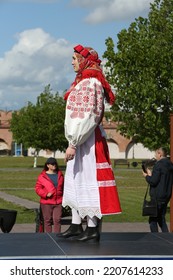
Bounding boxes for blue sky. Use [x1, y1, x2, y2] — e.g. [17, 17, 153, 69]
[0, 0, 154, 110]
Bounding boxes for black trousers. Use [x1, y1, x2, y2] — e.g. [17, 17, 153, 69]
[149, 202, 169, 232]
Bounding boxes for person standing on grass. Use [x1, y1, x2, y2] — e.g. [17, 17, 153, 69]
[142, 147, 173, 232]
[35, 157, 64, 233]
[60, 44, 122, 243]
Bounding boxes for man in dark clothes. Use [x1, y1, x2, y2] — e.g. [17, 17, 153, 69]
[142, 147, 173, 232]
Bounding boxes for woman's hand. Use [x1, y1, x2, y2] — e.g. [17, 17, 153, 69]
[46, 192, 53, 198]
[65, 146, 76, 162]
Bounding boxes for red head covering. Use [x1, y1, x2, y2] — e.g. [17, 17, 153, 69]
[64, 44, 115, 105]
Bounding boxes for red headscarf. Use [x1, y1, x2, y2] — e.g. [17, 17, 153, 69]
[64, 44, 115, 105]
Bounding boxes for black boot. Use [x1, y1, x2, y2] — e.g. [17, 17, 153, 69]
[57, 224, 83, 238]
[72, 226, 100, 243]
[96, 218, 102, 232]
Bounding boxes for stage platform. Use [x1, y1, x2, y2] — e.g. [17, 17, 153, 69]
[0, 232, 173, 259]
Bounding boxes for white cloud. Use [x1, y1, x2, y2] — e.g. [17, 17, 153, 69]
[71, 0, 155, 24]
[0, 28, 74, 110]
[0, 0, 156, 110]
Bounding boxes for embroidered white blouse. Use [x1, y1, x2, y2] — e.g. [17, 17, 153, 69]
[65, 77, 104, 147]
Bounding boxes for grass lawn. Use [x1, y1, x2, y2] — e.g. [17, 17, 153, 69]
[0, 156, 171, 224]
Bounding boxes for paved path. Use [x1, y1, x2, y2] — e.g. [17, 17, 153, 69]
[0, 190, 39, 209]
[9, 222, 150, 233]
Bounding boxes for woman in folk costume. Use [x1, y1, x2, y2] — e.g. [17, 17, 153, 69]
[61, 44, 122, 242]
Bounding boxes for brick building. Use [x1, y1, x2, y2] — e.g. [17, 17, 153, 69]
[0, 110, 13, 155]
[0, 109, 154, 159]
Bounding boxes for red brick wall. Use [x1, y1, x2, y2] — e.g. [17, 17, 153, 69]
[0, 110, 130, 153]
[0, 110, 13, 149]
[102, 118, 131, 152]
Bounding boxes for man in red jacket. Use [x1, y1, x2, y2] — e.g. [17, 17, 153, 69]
[35, 157, 64, 233]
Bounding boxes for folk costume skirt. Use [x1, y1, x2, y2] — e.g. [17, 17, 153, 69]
[62, 126, 122, 219]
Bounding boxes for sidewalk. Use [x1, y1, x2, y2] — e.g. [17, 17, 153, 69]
[9, 222, 150, 233]
[0, 190, 151, 233]
[0, 191, 39, 209]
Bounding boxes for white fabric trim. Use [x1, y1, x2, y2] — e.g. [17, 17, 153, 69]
[98, 180, 116, 187]
[96, 162, 111, 169]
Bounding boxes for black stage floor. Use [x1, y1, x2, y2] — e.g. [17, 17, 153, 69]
[0, 232, 173, 259]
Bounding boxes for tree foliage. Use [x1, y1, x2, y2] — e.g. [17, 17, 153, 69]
[103, 0, 173, 151]
[10, 85, 68, 154]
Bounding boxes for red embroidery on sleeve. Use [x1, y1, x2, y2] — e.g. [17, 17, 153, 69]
[68, 80, 103, 120]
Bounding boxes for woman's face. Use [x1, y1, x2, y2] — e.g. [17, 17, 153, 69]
[47, 163, 57, 172]
[72, 53, 80, 72]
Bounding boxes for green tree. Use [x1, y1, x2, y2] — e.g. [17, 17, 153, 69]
[103, 0, 173, 151]
[10, 85, 68, 158]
